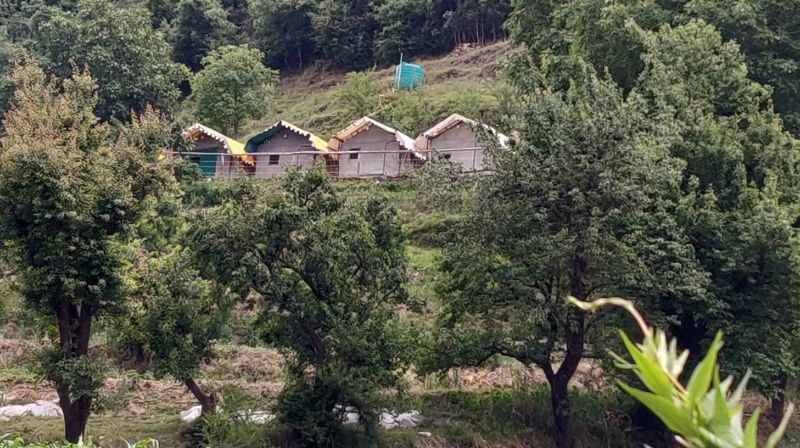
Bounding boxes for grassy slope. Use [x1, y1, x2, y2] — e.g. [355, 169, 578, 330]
[239, 41, 514, 140]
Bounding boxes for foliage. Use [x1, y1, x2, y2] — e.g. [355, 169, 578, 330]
[33, 0, 187, 122]
[188, 44, 278, 136]
[0, 60, 172, 441]
[508, 1, 800, 418]
[249, 0, 316, 70]
[574, 297, 794, 448]
[171, 0, 236, 72]
[332, 71, 380, 119]
[183, 385, 270, 448]
[310, 0, 378, 71]
[634, 20, 800, 400]
[421, 59, 708, 448]
[507, 0, 800, 134]
[112, 249, 231, 382]
[190, 167, 414, 446]
[377, 90, 434, 136]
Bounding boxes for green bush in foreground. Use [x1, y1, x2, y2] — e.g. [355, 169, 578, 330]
[572, 297, 794, 448]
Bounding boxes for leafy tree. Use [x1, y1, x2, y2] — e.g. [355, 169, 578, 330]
[507, 0, 800, 135]
[115, 248, 231, 414]
[377, 89, 434, 136]
[171, 0, 236, 72]
[33, 0, 188, 122]
[188, 44, 278, 136]
[421, 60, 708, 448]
[373, 0, 428, 64]
[443, 0, 510, 45]
[146, 0, 177, 27]
[508, 4, 800, 422]
[190, 167, 413, 446]
[332, 71, 379, 119]
[221, 0, 248, 29]
[631, 21, 800, 421]
[0, 60, 171, 442]
[249, 0, 316, 70]
[311, 0, 378, 70]
[683, 0, 800, 134]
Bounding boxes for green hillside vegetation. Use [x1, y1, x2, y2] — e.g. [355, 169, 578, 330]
[240, 41, 515, 139]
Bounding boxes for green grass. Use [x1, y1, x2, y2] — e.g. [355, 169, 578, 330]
[2, 416, 185, 448]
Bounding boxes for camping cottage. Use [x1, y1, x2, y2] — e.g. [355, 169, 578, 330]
[245, 120, 330, 178]
[328, 117, 422, 178]
[184, 123, 252, 177]
[414, 114, 509, 171]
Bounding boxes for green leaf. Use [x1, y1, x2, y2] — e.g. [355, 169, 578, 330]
[686, 332, 722, 405]
[742, 407, 759, 448]
[619, 330, 673, 397]
[618, 381, 694, 436]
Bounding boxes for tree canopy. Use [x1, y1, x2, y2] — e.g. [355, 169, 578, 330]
[0, 60, 173, 441]
[188, 44, 278, 136]
[33, 0, 187, 122]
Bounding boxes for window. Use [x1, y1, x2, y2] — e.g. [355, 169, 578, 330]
[268, 154, 280, 165]
[349, 147, 361, 160]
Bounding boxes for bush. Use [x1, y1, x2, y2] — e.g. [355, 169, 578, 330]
[182, 386, 270, 448]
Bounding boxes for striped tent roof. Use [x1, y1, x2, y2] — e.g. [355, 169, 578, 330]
[245, 120, 329, 153]
[414, 114, 510, 151]
[328, 116, 421, 158]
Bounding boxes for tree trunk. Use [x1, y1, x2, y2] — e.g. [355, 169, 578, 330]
[55, 302, 95, 443]
[186, 378, 217, 414]
[60, 393, 92, 443]
[549, 374, 572, 448]
[770, 374, 788, 426]
[544, 249, 589, 448]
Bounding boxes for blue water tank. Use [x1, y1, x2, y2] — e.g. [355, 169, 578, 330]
[395, 62, 424, 90]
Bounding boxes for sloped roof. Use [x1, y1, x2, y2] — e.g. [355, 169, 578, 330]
[329, 117, 418, 157]
[184, 123, 248, 156]
[245, 120, 329, 153]
[414, 114, 510, 151]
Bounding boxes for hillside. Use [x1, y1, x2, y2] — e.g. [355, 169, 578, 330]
[240, 41, 515, 140]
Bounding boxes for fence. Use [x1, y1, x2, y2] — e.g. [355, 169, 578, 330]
[165, 147, 488, 180]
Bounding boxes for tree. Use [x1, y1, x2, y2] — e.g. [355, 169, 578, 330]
[249, 0, 316, 70]
[146, 0, 177, 27]
[421, 60, 708, 448]
[683, 0, 800, 135]
[188, 44, 278, 136]
[114, 248, 231, 414]
[373, 0, 428, 64]
[634, 21, 800, 418]
[332, 71, 379, 119]
[190, 167, 413, 446]
[508, 4, 800, 425]
[0, 60, 171, 442]
[33, 0, 187, 122]
[311, 0, 378, 70]
[507, 0, 800, 135]
[171, 0, 236, 72]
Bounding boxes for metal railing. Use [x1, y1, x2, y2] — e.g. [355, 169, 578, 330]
[164, 147, 488, 179]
